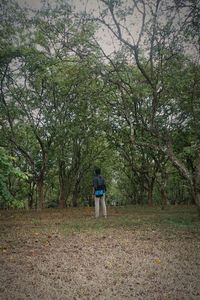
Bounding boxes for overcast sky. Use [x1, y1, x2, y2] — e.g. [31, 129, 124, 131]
[18, 0, 104, 13]
[16, 0, 194, 59]
[17, 0, 122, 54]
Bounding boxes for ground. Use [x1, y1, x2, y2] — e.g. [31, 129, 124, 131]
[0, 206, 200, 300]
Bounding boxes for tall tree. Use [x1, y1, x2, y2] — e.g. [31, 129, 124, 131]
[92, 0, 200, 214]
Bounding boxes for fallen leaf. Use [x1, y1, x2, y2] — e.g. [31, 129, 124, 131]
[105, 261, 113, 269]
[154, 258, 161, 264]
[34, 232, 39, 236]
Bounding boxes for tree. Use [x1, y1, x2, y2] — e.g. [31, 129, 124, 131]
[92, 0, 200, 214]
[0, 147, 28, 207]
[0, 0, 106, 209]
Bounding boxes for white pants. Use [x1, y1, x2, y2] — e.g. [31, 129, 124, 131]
[95, 194, 107, 218]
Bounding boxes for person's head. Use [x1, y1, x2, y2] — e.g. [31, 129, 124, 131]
[95, 167, 101, 176]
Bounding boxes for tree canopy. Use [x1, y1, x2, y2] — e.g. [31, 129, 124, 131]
[0, 0, 199, 214]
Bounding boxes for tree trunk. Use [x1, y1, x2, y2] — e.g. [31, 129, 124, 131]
[160, 186, 168, 209]
[72, 179, 80, 207]
[147, 189, 153, 206]
[192, 148, 200, 216]
[147, 179, 155, 206]
[193, 146, 200, 218]
[158, 173, 168, 209]
[71, 171, 82, 207]
[36, 177, 44, 210]
[59, 186, 66, 208]
[36, 151, 48, 210]
[28, 181, 35, 209]
[194, 192, 200, 217]
[167, 144, 200, 216]
[72, 193, 78, 207]
[58, 160, 66, 208]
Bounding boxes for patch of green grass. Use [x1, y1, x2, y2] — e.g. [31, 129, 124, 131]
[161, 215, 200, 228]
[52, 213, 200, 235]
[1, 205, 200, 237]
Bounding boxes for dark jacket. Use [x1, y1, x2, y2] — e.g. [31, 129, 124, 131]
[92, 175, 106, 192]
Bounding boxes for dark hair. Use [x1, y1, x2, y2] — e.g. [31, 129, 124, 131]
[95, 167, 101, 175]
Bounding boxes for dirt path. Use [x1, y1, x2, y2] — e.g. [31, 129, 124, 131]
[0, 208, 200, 299]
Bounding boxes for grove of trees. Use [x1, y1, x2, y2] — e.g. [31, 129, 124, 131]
[0, 0, 200, 215]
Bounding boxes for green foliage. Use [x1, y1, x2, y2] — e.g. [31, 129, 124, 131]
[0, 147, 28, 206]
[0, 0, 199, 210]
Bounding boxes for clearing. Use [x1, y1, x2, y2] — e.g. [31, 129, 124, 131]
[0, 206, 200, 300]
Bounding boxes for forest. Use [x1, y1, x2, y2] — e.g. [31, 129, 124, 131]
[0, 0, 200, 214]
[1, 1, 200, 299]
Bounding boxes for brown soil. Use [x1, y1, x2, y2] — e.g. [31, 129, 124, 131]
[0, 207, 200, 299]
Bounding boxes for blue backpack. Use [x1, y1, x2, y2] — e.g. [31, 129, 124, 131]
[93, 175, 105, 198]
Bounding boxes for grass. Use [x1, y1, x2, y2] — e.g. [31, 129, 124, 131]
[0, 205, 200, 237]
[1, 205, 200, 300]
[1, 204, 200, 300]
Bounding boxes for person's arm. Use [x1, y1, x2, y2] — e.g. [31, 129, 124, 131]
[103, 177, 106, 192]
[92, 178, 95, 195]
